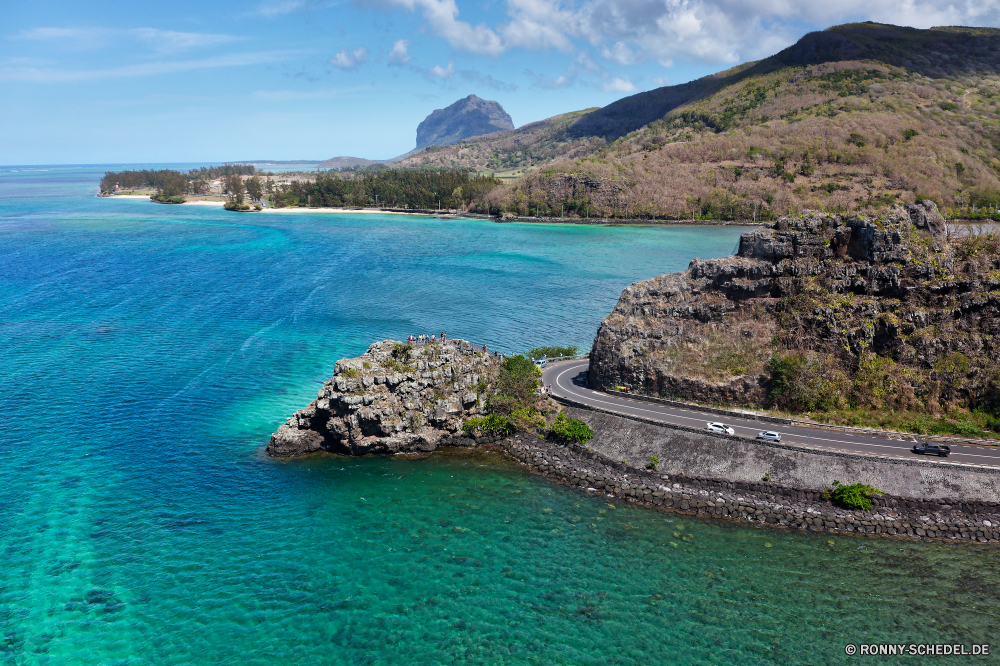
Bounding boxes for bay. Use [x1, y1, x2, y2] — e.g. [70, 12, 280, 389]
[1, 165, 997, 665]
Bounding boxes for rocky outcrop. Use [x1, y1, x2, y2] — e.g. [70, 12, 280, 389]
[268, 340, 501, 457]
[415, 95, 514, 150]
[590, 203, 1000, 411]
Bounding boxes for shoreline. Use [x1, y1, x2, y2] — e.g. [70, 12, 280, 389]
[101, 196, 465, 216]
[483, 434, 1000, 546]
[99, 196, 759, 225]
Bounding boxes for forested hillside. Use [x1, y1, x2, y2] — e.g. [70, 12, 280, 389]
[447, 23, 1000, 221]
[270, 170, 500, 209]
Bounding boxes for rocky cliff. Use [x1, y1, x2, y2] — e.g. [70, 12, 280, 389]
[590, 203, 1000, 417]
[268, 340, 500, 457]
[415, 95, 514, 150]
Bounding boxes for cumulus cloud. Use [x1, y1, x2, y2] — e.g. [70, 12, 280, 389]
[427, 60, 456, 79]
[600, 41, 643, 66]
[460, 69, 517, 91]
[330, 46, 369, 70]
[388, 39, 411, 65]
[363, 0, 505, 56]
[528, 49, 601, 89]
[602, 76, 636, 93]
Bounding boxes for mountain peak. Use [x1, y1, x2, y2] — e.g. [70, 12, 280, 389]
[415, 95, 514, 150]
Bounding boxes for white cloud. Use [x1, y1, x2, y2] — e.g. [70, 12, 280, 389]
[460, 69, 517, 91]
[129, 28, 240, 53]
[16, 27, 240, 53]
[602, 76, 636, 93]
[253, 0, 306, 16]
[363, 0, 505, 56]
[330, 46, 369, 70]
[531, 73, 573, 89]
[388, 39, 411, 65]
[360, 0, 1000, 68]
[652, 75, 670, 87]
[0, 50, 300, 83]
[529, 49, 602, 89]
[427, 60, 456, 79]
[600, 41, 642, 65]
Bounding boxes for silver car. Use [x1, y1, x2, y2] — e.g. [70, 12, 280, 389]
[757, 431, 781, 442]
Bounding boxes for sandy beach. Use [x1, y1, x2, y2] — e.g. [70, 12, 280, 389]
[102, 195, 458, 216]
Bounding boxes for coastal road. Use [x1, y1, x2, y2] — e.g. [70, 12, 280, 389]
[542, 360, 1000, 468]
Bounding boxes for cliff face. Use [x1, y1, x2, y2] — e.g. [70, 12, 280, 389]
[415, 95, 514, 150]
[268, 340, 500, 457]
[590, 203, 1000, 414]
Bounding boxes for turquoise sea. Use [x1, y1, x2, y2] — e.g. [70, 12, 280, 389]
[2, 165, 999, 665]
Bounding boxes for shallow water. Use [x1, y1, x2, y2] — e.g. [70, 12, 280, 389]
[1, 165, 998, 665]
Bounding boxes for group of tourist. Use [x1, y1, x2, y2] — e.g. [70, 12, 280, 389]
[403, 333, 508, 362]
[407, 333, 447, 345]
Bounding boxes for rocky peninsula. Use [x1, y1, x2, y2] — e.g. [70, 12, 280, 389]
[589, 203, 1000, 427]
[268, 339, 500, 457]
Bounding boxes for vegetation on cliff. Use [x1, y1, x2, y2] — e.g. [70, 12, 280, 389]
[589, 206, 1000, 437]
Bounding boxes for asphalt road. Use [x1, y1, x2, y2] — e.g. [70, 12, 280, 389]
[542, 360, 1000, 468]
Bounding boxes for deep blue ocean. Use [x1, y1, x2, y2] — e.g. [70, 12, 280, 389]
[2, 165, 998, 665]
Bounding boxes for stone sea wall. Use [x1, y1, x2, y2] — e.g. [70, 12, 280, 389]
[560, 404, 1000, 502]
[489, 432, 1000, 545]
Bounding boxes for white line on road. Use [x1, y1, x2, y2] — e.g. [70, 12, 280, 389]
[550, 362, 1000, 464]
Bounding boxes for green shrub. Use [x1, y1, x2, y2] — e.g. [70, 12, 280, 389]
[826, 481, 884, 510]
[341, 367, 359, 378]
[511, 408, 547, 432]
[646, 455, 659, 470]
[549, 411, 594, 444]
[497, 355, 541, 405]
[462, 413, 515, 437]
[152, 193, 186, 204]
[392, 343, 411, 362]
[903, 128, 919, 141]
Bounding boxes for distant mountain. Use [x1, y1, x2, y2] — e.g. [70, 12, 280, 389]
[317, 156, 384, 169]
[415, 95, 514, 150]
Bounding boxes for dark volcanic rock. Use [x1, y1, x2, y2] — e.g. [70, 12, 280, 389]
[589, 203, 1000, 410]
[268, 340, 500, 457]
[415, 95, 514, 150]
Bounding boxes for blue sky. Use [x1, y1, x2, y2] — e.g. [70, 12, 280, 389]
[3, 0, 999, 164]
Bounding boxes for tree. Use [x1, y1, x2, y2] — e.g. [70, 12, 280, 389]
[246, 175, 263, 203]
[225, 174, 245, 206]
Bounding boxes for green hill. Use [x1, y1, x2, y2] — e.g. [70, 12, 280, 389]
[423, 22, 1000, 221]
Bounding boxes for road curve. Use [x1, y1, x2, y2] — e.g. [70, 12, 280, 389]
[541, 360, 1000, 468]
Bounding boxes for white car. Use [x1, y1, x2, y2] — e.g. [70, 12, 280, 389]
[757, 431, 781, 442]
[706, 422, 735, 435]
